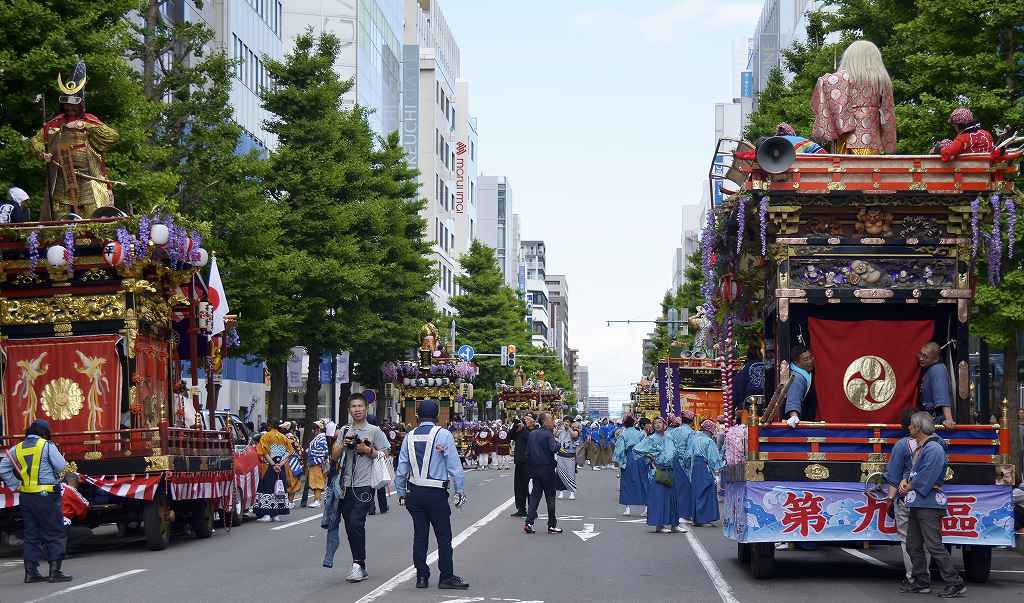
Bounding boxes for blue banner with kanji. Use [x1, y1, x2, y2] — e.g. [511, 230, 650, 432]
[724, 481, 1014, 546]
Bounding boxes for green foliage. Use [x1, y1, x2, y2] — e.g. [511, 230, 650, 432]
[0, 0, 176, 216]
[262, 31, 434, 425]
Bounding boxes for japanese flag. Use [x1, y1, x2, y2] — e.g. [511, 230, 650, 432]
[207, 256, 229, 336]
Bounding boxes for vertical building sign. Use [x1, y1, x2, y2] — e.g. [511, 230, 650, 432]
[454, 141, 466, 213]
[401, 44, 420, 168]
[741, 71, 753, 98]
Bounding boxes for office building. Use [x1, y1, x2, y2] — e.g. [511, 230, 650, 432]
[174, 0, 285, 151]
[574, 365, 589, 405]
[521, 240, 546, 281]
[545, 275, 570, 369]
[402, 0, 467, 315]
[747, 1, 829, 109]
[586, 396, 610, 418]
[477, 175, 519, 288]
[526, 278, 551, 348]
[283, 0, 403, 139]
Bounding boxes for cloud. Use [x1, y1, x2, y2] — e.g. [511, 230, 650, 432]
[573, 0, 762, 43]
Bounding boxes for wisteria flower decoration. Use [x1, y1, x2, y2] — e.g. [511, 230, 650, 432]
[758, 196, 768, 257]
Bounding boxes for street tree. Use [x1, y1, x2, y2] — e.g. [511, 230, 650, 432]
[449, 241, 533, 405]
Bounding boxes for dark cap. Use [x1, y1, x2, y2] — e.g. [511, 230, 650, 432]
[418, 400, 439, 419]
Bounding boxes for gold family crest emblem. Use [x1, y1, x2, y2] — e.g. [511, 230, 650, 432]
[843, 355, 897, 411]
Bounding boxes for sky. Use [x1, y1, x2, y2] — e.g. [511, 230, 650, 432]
[444, 0, 762, 412]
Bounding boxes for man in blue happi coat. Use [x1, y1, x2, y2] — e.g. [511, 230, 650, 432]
[612, 415, 647, 516]
[669, 409, 697, 524]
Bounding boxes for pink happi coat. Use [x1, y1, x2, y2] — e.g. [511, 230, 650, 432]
[811, 69, 896, 153]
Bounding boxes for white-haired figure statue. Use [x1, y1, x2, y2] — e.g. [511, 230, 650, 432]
[811, 40, 896, 155]
[689, 306, 713, 358]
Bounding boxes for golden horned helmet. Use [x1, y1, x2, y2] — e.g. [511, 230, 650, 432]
[57, 60, 88, 106]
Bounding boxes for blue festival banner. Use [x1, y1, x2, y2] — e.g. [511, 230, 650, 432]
[656, 363, 682, 416]
[724, 481, 1013, 546]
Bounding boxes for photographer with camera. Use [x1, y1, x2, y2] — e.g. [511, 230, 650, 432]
[322, 393, 390, 583]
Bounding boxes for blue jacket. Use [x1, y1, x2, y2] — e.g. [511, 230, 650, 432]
[884, 436, 913, 488]
[907, 435, 948, 510]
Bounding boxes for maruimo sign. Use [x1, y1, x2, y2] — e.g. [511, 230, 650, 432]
[454, 141, 467, 213]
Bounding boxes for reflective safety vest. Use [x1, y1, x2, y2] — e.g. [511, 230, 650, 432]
[406, 425, 445, 488]
[15, 437, 55, 493]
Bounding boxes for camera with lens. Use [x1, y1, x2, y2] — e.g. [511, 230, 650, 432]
[345, 436, 371, 450]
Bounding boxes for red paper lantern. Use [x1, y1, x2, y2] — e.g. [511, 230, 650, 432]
[720, 273, 740, 303]
[103, 241, 125, 266]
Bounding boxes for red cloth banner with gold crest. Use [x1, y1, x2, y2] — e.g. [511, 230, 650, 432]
[808, 319, 932, 423]
[2, 335, 122, 436]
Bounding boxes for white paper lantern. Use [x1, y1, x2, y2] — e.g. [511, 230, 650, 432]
[191, 248, 209, 267]
[46, 245, 67, 267]
[150, 223, 170, 245]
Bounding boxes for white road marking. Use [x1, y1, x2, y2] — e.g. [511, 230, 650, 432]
[1, 560, 23, 567]
[684, 531, 740, 603]
[24, 569, 148, 603]
[354, 496, 516, 603]
[618, 518, 647, 523]
[841, 548, 896, 569]
[270, 512, 324, 530]
[573, 523, 601, 542]
[991, 570, 1024, 574]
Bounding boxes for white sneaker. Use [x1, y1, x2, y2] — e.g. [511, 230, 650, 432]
[622, 507, 631, 516]
[309, 499, 321, 508]
[345, 563, 368, 582]
[592, 466, 601, 471]
[568, 492, 576, 500]
[672, 525, 688, 533]
[557, 492, 564, 499]
[256, 515, 273, 523]
[641, 509, 647, 518]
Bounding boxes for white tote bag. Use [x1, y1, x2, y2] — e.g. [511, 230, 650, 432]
[370, 451, 394, 491]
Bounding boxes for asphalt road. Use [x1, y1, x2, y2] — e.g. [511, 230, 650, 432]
[1, 467, 1022, 603]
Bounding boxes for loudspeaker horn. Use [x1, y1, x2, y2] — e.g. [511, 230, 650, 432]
[756, 136, 796, 174]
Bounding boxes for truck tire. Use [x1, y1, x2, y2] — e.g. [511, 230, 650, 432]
[190, 501, 214, 539]
[750, 542, 776, 579]
[961, 545, 991, 583]
[143, 494, 170, 551]
[737, 542, 752, 564]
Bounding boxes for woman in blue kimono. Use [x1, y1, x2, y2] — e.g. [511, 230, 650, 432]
[688, 420, 725, 526]
[668, 410, 697, 524]
[612, 415, 647, 516]
[634, 417, 685, 533]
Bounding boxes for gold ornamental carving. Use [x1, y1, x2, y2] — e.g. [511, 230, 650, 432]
[0, 294, 125, 325]
[123, 308, 138, 358]
[145, 455, 170, 472]
[40, 377, 84, 421]
[744, 460, 765, 482]
[804, 464, 830, 480]
[844, 355, 896, 411]
[944, 466, 954, 482]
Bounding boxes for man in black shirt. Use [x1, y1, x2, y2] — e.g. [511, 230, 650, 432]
[509, 413, 536, 517]
[524, 413, 562, 535]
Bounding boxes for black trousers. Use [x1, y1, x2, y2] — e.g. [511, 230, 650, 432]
[405, 484, 454, 581]
[907, 507, 963, 587]
[20, 491, 65, 562]
[369, 487, 388, 514]
[526, 465, 557, 528]
[513, 462, 531, 513]
[339, 486, 373, 561]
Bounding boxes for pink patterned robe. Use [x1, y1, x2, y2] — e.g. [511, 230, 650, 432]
[811, 69, 896, 153]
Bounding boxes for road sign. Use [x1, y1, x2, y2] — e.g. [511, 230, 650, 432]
[363, 389, 376, 404]
[457, 344, 476, 362]
[500, 345, 508, 366]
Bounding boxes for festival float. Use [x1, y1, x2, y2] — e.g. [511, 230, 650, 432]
[381, 322, 479, 427]
[497, 368, 564, 419]
[0, 61, 244, 551]
[707, 135, 1021, 580]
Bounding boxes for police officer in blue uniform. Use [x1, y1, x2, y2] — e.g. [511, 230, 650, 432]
[0, 419, 73, 583]
[395, 400, 470, 590]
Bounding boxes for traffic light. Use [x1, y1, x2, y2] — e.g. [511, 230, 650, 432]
[507, 344, 517, 367]
[500, 345, 508, 367]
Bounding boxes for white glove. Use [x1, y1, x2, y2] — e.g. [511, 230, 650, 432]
[785, 415, 800, 429]
[454, 492, 467, 508]
[63, 517, 72, 527]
